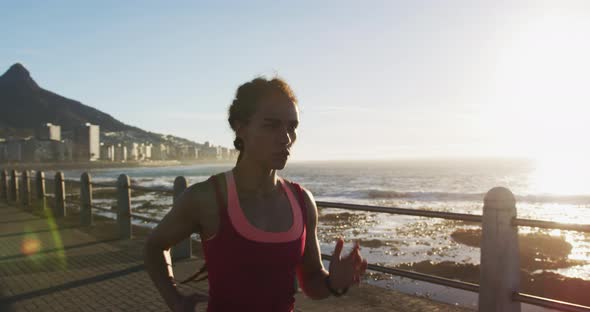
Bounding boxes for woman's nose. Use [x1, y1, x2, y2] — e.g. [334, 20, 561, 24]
[278, 126, 292, 145]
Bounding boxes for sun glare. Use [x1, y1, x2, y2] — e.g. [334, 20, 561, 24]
[529, 155, 590, 196]
[485, 10, 590, 160]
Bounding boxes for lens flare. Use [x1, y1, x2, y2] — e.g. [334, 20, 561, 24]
[20, 236, 41, 255]
[40, 208, 68, 269]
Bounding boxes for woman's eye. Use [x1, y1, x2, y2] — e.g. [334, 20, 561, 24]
[262, 123, 296, 131]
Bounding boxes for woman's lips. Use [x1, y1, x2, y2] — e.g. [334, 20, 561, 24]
[273, 151, 290, 158]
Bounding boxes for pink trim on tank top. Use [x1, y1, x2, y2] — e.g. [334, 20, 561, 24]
[225, 170, 303, 243]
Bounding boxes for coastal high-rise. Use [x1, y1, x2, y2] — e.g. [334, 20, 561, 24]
[73, 122, 100, 161]
[36, 123, 61, 141]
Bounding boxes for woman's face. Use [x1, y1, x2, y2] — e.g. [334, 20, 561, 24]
[238, 91, 299, 170]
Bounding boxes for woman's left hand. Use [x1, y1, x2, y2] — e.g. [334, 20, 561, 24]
[328, 237, 368, 289]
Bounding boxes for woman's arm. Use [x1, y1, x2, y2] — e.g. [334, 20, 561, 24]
[296, 187, 368, 299]
[144, 185, 202, 311]
[296, 188, 331, 299]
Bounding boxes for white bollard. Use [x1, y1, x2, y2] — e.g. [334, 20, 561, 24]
[479, 187, 521, 312]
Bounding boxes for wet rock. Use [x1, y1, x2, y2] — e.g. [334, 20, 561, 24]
[394, 260, 590, 307]
[450, 228, 585, 271]
[359, 239, 386, 248]
[319, 212, 354, 222]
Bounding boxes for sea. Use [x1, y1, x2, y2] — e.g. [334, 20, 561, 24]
[56, 158, 590, 311]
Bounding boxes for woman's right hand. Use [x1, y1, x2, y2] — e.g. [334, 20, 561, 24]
[173, 292, 208, 312]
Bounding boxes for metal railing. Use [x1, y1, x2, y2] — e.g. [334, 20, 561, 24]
[316, 200, 590, 311]
[1, 168, 589, 312]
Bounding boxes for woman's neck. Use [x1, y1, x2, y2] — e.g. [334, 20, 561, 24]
[232, 159, 278, 196]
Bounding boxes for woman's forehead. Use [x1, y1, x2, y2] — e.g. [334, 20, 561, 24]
[254, 96, 299, 121]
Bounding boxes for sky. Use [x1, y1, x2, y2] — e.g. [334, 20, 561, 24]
[1, 0, 589, 161]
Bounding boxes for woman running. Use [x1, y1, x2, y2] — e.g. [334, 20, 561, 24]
[144, 77, 368, 311]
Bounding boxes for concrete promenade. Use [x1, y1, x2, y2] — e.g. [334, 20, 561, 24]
[0, 203, 472, 312]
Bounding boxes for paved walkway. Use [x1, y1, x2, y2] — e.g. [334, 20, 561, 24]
[0, 202, 472, 311]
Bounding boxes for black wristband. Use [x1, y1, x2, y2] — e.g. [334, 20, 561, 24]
[324, 275, 349, 297]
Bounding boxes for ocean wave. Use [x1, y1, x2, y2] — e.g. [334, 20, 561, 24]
[137, 178, 174, 189]
[131, 175, 211, 190]
[367, 190, 485, 201]
[365, 190, 590, 204]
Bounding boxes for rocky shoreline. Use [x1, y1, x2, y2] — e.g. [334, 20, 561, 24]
[316, 210, 590, 307]
[393, 228, 590, 306]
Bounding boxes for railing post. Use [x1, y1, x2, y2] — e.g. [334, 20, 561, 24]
[80, 172, 93, 226]
[172, 176, 191, 260]
[1, 169, 8, 204]
[479, 187, 521, 312]
[22, 170, 31, 211]
[54, 171, 66, 217]
[36, 171, 48, 214]
[10, 169, 19, 207]
[117, 174, 131, 239]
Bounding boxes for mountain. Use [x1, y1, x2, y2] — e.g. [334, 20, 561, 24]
[0, 63, 199, 146]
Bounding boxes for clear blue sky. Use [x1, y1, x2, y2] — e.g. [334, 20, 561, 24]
[2, 0, 589, 160]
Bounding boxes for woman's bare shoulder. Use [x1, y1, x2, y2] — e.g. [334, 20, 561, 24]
[282, 178, 314, 200]
[184, 173, 224, 209]
[282, 178, 318, 218]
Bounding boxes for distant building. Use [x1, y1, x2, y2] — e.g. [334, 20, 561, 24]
[22, 139, 56, 162]
[73, 123, 100, 161]
[36, 123, 61, 141]
[200, 142, 221, 160]
[0, 139, 6, 161]
[177, 145, 199, 160]
[99, 142, 113, 161]
[114, 144, 127, 162]
[99, 142, 107, 160]
[168, 145, 179, 159]
[0, 137, 73, 162]
[59, 139, 74, 161]
[139, 143, 151, 160]
[5, 139, 24, 161]
[125, 142, 139, 161]
[105, 144, 116, 161]
[220, 147, 230, 160]
[151, 143, 168, 160]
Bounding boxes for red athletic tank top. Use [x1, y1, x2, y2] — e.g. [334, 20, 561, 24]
[201, 171, 307, 312]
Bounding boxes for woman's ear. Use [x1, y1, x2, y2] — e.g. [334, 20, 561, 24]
[234, 120, 247, 141]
